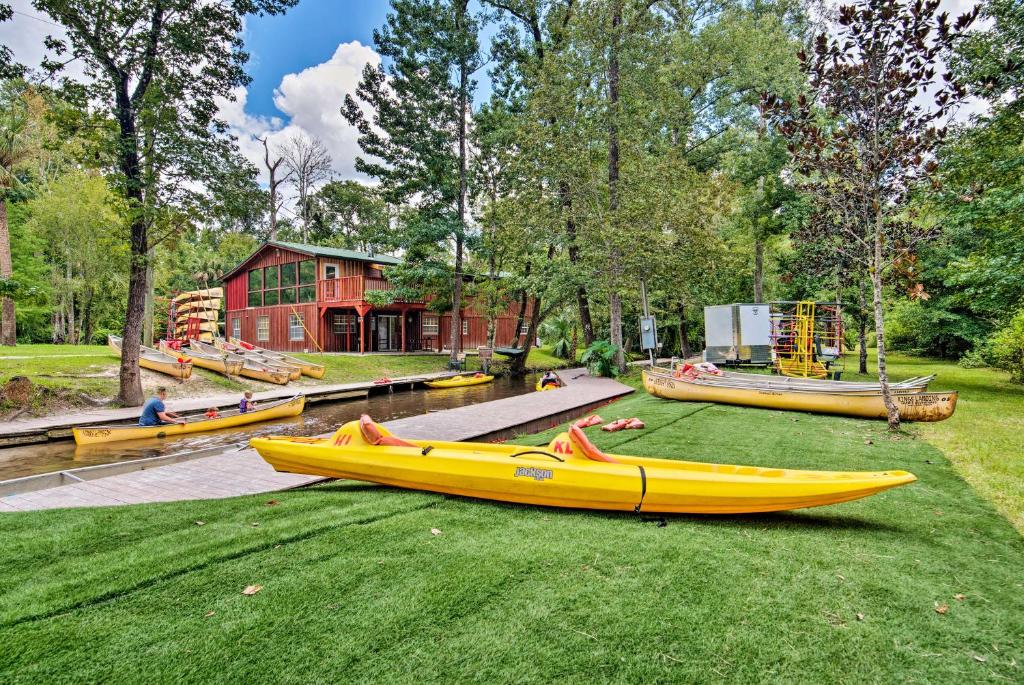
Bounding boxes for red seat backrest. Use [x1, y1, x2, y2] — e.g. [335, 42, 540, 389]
[359, 415, 418, 448]
[568, 425, 620, 463]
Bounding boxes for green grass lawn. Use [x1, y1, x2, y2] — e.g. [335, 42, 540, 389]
[838, 353, 1024, 532]
[1, 356, 1021, 682]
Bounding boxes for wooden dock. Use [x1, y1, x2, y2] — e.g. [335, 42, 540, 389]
[0, 370, 632, 512]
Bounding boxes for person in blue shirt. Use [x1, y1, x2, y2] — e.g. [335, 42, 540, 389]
[138, 388, 184, 427]
[239, 391, 257, 414]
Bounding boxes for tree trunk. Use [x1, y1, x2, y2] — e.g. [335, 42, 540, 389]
[858, 276, 868, 374]
[0, 197, 16, 345]
[115, 80, 146, 406]
[871, 232, 899, 430]
[753, 239, 764, 303]
[607, 2, 626, 374]
[143, 249, 155, 347]
[678, 303, 691, 358]
[560, 181, 595, 346]
[82, 284, 95, 345]
[65, 260, 76, 345]
[449, 19, 469, 364]
[511, 260, 530, 347]
[511, 294, 544, 376]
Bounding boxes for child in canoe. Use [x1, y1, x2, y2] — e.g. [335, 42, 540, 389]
[239, 391, 257, 414]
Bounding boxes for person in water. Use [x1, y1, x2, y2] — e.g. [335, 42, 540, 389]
[540, 370, 560, 388]
[138, 388, 185, 427]
[239, 391, 257, 413]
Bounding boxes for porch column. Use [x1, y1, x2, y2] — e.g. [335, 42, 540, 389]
[400, 307, 408, 352]
[356, 304, 372, 354]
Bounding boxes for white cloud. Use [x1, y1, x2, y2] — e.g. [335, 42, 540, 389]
[221, 41, 381, 188]
[0, 0, 86, 82]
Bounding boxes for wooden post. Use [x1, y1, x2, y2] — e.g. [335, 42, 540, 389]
[400, 308, 407, 352]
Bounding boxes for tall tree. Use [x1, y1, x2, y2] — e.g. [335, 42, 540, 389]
[282, 132, 332, 243]
[765, 0, 978, 429]
[35, 0, 297, 405]
[260, 136, 291, 241]
[307, 180, 391, 252]
[0, 81, 45, 346]
[343, 0, 480, 364]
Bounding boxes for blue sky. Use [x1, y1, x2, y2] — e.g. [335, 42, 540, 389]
[242, 1, 391, 119]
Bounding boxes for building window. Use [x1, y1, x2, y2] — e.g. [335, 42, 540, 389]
[247, 269, 262, 307]
[520, 322, 530, 336]
[281, 286, 297, 305]
[299, 285, 316, 303]
[299, 259, 316, 285]
[231, 317, 240, 340]
[462, 319, 468, 335]
[324, 264, 339, 280]
[333, 313, 354, 334]
[289, 313, 305, 341]
[256, 316, 270, 342]
[422, 316, 439, 336]
[265, 265, 279, 289]
[264, 288, 280, 306]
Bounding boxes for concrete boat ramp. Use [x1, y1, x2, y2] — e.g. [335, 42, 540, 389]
[0, 370, 632, 512]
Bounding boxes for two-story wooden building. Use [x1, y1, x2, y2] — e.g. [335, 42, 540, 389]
[221, 241, 528, 353]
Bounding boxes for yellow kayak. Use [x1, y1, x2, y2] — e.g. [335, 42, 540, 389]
[109, 335, 192, 380]
[251, 416, 916, 514]
[643, 370, 957, 422]
[74, 395, 305, 445]
[425, 374, 494, 389]
[536, 372, 564, 391]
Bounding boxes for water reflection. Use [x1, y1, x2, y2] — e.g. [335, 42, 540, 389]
[0, 375, 536, 480]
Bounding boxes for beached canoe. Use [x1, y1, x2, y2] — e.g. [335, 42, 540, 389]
[157, 340, 243, 377]
[190, 339, 292, 385]
[250, 416, 916, 514]
[425, 373, 494, 389]
[109, 335, 192, 380]
[228, 337, 326, 379]
[212, 339, 302, 381]
[664, 368, 934, 394]
[643, 369, 957, 422]
[74, 395, 305, 445]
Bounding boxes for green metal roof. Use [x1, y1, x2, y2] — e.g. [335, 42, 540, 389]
[267, 241, 403, 265]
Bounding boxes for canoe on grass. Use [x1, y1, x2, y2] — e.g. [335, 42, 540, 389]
[666, 367, 935, 393]
[212, 339, 302, 381]
[157, 340, 243, 377]
[108, 335, 192, 380]
[74, 395, 305, 445]
[227, 337, 326, 379]
[250, 415, 916, 514]
[425, 373, 494, 389]
[642, 369, 957, 422]
[189, 339, 292, 385]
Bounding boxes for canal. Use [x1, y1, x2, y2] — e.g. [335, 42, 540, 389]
[0, 375, 537, 481]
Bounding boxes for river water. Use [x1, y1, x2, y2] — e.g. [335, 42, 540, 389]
[0, 375, 537, 481]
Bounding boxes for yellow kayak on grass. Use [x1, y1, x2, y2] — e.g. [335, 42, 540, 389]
[251, 416, 916, 514]
[643, 369, 957, 422]
[425, 374, 494, 389]
[109, 335, 192, 380]
[74, 396, 305, 445]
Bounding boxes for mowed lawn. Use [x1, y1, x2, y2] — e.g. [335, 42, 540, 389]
[1, 357, 1022, 682]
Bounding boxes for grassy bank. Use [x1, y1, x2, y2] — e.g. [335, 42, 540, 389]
[0, 344, 573, 418]
[1, 358, 1021, 682]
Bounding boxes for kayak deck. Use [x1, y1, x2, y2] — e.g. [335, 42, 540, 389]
[250, 417, 916, 514]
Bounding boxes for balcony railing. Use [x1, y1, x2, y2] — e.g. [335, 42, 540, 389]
[317, 276, 422, 304]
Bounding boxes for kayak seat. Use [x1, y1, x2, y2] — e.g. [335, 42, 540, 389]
[568, 425, 621, 464]
[359, 415, 418, 448]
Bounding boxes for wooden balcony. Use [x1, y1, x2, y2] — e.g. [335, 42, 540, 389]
[317, 276, 423, 305]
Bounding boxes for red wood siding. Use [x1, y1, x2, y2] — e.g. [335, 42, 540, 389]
[226, 303, 319, 353]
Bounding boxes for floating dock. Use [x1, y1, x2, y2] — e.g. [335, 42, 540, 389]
[0, 369, 632, 511]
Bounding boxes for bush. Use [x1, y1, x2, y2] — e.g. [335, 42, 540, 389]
[580, 340, 621, 377]
[988, 309, 1024, 382]
[957, 348, 989, 369]
[886, 298, 988, 358]
[92, 328, 119, 346]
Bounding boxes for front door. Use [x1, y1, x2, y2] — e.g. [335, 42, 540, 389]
[377, 314, 399, 352]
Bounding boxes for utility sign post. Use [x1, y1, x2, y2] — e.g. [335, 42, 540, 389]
[639, 280, 657, 367]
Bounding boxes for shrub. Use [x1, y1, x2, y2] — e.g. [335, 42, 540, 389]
[957, 348, 989, 369]
[92, 328, 119, 346]
[886, 298, 988, 358]
[581, 340, 621, 377]
[988, 309, 1024, 382]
